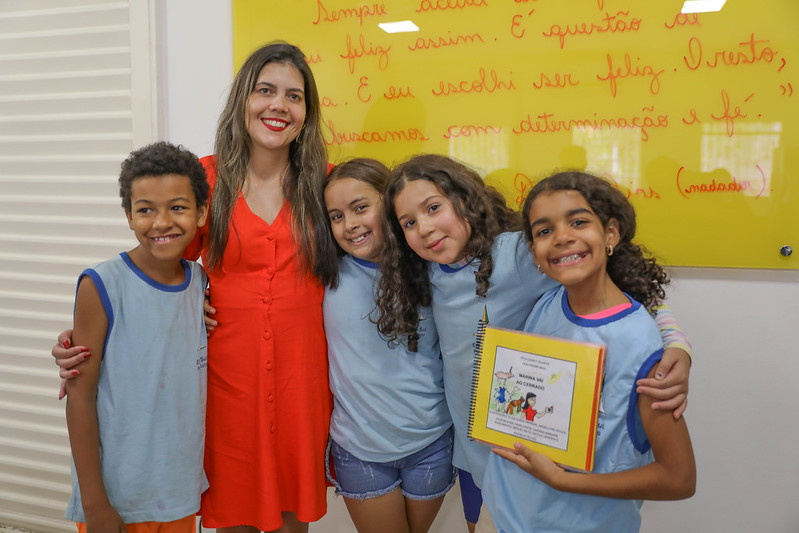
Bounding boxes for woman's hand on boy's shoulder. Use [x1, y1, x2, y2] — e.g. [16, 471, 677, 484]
[51, 329, 91, 399]
[203, 288, 217, 333]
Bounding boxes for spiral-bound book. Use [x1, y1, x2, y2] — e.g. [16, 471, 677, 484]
[469, 312, 606, 472]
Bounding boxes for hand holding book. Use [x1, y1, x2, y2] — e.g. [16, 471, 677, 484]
[469, 321, 605, 472]
[491, 442, 567, 488]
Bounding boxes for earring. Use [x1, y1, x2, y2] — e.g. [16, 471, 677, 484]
[537, 265, 543, 274]
[607, 245, 614, 257]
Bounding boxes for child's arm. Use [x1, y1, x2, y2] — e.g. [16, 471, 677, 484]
[639, 305, 692, 418]
[65, 277, 126, 533]
[493, 365, 696, 500]
[54, 285, 216, 400]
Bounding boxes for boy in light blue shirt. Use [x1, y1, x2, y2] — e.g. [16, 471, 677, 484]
[65, 142, 209, 533]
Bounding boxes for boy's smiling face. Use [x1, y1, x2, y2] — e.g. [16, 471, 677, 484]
[125, 174, 207, 266]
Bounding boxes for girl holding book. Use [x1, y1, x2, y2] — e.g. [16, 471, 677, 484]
[375, 154, 693, 532]
[480, 171, 695, 532]
[320, 158, 455, 533]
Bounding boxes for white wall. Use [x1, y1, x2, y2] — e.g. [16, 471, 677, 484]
[642, 270, 799, 533]
[159, 4, 799, 532]
[156, 1, 232, 157]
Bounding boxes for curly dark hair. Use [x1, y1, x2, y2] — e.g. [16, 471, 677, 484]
[375, 154, 523, 348]
[521, 171, 668, 310]
[320, 158, 391, 289]
[119, 141, 208, 211]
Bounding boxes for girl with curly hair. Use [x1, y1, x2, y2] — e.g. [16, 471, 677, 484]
[375, 156, 693, 532]
[482, 171, 696, 532]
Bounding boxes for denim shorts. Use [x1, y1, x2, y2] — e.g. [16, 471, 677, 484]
[326, 426, 456, 501]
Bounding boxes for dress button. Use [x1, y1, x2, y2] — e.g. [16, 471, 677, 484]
[264, 331, 272, 340]
[270, 424, 276, 433]
[266, 360, 273, 370]
[262, 296, 271, 305]
[268, 393, 274, 403]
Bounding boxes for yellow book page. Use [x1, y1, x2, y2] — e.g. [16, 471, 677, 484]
[469, 326, 605, 472]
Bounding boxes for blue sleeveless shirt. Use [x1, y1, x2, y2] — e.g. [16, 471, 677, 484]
[65, 253, 208, 523]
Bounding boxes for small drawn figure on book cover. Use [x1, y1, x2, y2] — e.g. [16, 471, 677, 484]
[493, 366, 520, 412]
[521, 392, 554, 422]
[505, 396, 525, 414]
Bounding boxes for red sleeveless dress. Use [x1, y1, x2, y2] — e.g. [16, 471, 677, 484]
[186, 156, 331, 530]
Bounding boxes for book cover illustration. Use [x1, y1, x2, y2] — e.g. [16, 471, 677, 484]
[469, 313, 605, 471]
[485, 350, 573, 453]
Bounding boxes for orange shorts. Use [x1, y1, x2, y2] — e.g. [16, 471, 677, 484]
[76, 513, 195, 533]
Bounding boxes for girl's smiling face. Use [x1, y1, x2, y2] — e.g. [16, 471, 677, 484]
[527, 189, 618, 290]
[393, 179, 472, 265]
[325, 177, 384, 263]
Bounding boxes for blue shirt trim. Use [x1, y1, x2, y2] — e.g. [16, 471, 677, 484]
[120, 252, 191, 292]
[351, 255, 378, 269]
[76, 269, 114, 360]
[560, 289, 641, 327]
[627, 348, 664, 454]
[438, 259, 474, 273]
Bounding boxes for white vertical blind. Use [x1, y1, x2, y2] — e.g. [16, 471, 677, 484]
[0, 1, 155, 531]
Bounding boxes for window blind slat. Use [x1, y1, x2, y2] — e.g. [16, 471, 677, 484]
[0, 2, 153, 531]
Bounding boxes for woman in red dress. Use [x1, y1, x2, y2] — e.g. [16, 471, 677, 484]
[186, 42, 336, 533]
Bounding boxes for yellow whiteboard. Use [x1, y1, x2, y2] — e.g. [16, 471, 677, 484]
[233, 0, 799, 269]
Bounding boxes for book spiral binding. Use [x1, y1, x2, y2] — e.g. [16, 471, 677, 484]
[468, 307, 489, 441]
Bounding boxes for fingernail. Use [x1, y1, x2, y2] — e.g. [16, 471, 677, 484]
[71, 370, 79, 377]
[64, 339, 71, 349]
[656, 372, 664, 379]
[83, 352, 91, 359]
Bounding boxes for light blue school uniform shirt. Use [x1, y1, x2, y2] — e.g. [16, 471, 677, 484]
[429, 231, 558, 484]
[324, 255, 451, 462]
[65, 252, 208, 524]
[482, 286, 664, 533]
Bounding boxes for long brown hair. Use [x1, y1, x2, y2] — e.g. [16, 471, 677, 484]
[206, 41, 335, 284]
[375, 154, 522, 347]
